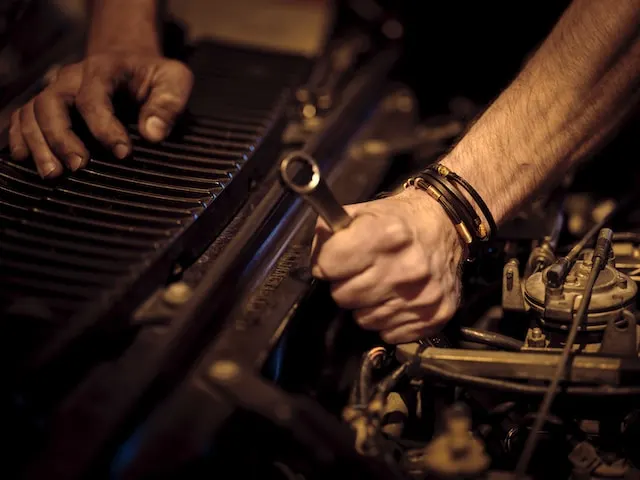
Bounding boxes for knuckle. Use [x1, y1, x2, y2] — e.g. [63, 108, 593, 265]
[32, 93, 46, 114]
[436, 299, 457, 322]
[402, 249, 430, 281]
[168, 59, 193, 78]
[330, 286, 350, 307]
[382, 217, 412, 246]
[151, 92, 183, 114]
[420, 283, 443, 306]
[46, 135, 69, 156]
[380, 329, 401, 344]
[74, 90, 93, 115]
[353, 310, 372, 328]
[10, 110, 20, 128]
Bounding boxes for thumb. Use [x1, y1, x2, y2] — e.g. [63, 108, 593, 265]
[137, 59, 193, 142]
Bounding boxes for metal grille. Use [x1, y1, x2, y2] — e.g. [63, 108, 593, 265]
[0, 41, 307, 367]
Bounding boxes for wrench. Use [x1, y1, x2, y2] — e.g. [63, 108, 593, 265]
[279, 151, 352, 232]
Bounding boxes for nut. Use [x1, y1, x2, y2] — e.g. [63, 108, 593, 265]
[162, 282, 192, 306]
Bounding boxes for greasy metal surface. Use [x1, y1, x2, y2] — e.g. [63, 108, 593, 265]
[20, 49, 402, 479]
[112, 86, 412, 479]
[0, 41, 309, 374]
[395, 344, 640, 386]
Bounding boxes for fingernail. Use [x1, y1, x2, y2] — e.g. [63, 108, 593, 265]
[145, 116, 168, 142]
[40, 162, 57, 178]
[68, 154, 85, 171]
[113, 143, 129, 160]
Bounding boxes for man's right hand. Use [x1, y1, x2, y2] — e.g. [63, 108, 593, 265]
[9, 53, 193, 178]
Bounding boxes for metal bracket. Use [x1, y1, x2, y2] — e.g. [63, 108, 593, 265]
[502, 259, 526, 312]
[599, 309, 638, 358]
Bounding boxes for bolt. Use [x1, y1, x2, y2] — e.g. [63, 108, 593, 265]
[393, 93, 413, 112]
[162, 282, 192, 306]
[209, 360, 240, 382]
[527, 327, 546, 348]
[506, 269, 514, 290]
[531, 327, 543, 340]
[583, 251, 594, 267]
[446, 405, 472, 458]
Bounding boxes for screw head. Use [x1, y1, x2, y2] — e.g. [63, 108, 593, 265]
[209, 360, 240, 381]
[162, 282, 192, 306]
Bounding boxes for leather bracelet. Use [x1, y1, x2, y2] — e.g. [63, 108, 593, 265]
[426, 164, 497, 239]
[403, 176, 475, 256]
[418, 170, 485, 241]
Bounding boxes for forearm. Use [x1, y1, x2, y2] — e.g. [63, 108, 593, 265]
[86, 0, 162, 55]
[440, 0, 640, 225]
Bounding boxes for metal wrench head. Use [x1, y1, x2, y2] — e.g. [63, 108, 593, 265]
[279, 151, 321, 194]
[279, 151, 352, 232]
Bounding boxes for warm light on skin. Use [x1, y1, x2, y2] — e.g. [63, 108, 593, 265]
[438, 0, 640, 227]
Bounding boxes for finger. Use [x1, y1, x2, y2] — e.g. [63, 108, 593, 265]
[19, 101, 63, 178]
[354, 296, 442, 330]
[135, 60, 193, 142]
[328, 243, 433, 309]
[380, 323, 437, 345]
[330, 267, 391, 309]
[76, 71, 130, 159]
[353, 276, 451, 330]
[34, 91, 89, 171]
[310, 217, 331, 256]
[312, 215, 412, 280]
[9, 110, 29, 161]
[378, 297, 457, 344]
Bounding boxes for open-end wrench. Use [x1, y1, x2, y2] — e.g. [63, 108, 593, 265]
[279, 151, 352, 232]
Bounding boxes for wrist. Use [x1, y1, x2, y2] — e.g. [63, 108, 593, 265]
[86, 0, 161, 56]
[438, 149, 508, 226]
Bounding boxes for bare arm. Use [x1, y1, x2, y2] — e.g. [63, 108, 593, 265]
[86, 0, 161, 55]
[441, 0, 640, 225]
[310, 0, 640, 344]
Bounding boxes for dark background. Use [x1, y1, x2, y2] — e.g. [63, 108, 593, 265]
[382, 1, 572, 113]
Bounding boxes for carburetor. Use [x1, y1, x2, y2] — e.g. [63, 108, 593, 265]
[523, 250, 637, 346]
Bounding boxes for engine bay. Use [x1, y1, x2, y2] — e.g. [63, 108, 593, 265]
[2, 2, 640, 479]
[239, 111, 640, 480]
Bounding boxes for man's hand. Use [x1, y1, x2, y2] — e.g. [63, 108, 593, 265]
[311, 188, 465, 344]
[9, 54, 193, 178]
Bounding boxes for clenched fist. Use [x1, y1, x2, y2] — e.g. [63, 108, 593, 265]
[9, 54, 193, 178]
[311, 188, 465, 344]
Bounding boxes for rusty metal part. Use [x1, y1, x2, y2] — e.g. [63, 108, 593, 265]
[524, 259, 637, 332]
[599, 309, 638, 358]
[502, 259, 526, 312]
[395, 344, 640, 386]
[280, 151, 352, 232]
[415, 403, 490, 478]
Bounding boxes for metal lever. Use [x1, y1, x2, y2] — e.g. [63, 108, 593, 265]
[279, 151, 352, 232]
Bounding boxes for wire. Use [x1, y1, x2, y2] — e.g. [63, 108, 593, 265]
[418, 361, 640, 396]
[357, 347, 387, 404]
[459, 327, 524, 351]
[514, 229, 612, 477]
